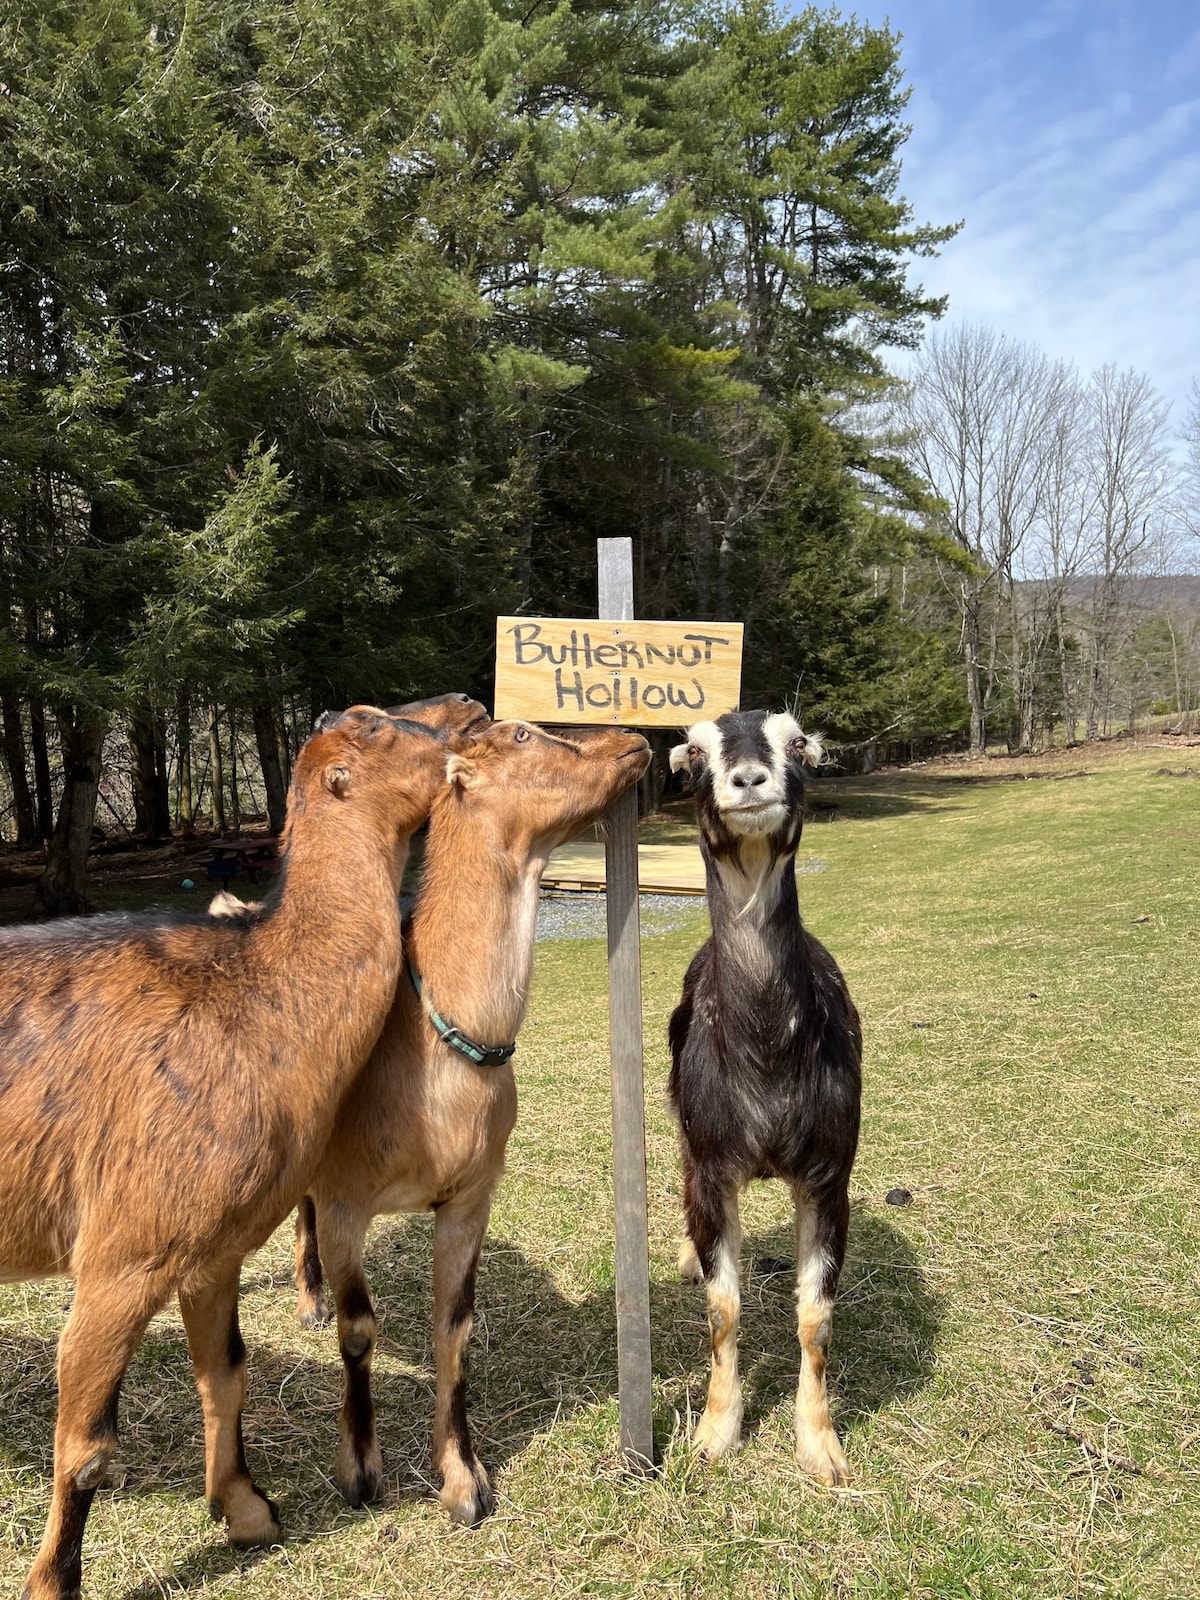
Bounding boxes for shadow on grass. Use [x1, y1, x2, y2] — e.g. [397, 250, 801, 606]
[118, 1542, 275, 1600]
[0, 1207, 939, 1595]
[648, 1203, 942, 1447]
[810, 766, 1096, 826]
[805, 786, 971, 826]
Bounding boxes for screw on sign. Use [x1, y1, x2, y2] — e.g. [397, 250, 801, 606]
[493, 538, 744, 1470]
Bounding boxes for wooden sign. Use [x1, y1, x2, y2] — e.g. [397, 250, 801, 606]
[493, 616, 743, 727]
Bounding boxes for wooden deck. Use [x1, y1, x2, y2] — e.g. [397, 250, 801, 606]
[543, 839, 705, 894]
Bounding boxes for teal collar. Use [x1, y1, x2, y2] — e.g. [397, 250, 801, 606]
[406, 955, 516, 1069]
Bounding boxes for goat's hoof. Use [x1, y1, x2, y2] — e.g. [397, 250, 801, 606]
[223, 1486, 282, 1547]
[691, 1408, 742, 1463]
[335, 1442, 382, 1509]
[678, 1238, 704, 1285]
[440, 1459, 495, 1527]
[297, 1290, 330, 1328]
[794, 1424, 850, 1487]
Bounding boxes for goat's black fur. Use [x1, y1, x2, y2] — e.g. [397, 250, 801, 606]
[667, 709, 861, 1479]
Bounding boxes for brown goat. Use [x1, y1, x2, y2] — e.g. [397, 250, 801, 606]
[293, 720, 651, 1525]
[0, 707, 455, 1600]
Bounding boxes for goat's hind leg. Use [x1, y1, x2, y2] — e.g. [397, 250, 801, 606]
[294, 1196, 329, 1327]
[433, 1196, 495, 1526]
[25, 1269, 166, 1600]
[684, 1164, 744, 1462]
[319, 1204, 383, 1507]
[677, 1235, 704, 1285]
[179, 1264, 281, 1545]
[791, 1183, 850, 1486]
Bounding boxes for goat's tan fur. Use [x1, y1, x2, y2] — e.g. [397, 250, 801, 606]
[293, 720, 651, 1524]
[0, 705, 458, 1600]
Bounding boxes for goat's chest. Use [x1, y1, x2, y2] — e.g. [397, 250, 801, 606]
[372, 1056, 518, 1215]
[678, 982, 813, 1142]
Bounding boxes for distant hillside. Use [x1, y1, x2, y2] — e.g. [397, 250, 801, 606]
[1046, 575, 1200, 616]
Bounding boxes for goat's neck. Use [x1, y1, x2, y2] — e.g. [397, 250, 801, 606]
[703, 834, 800, 982]
[248, 818, 407, 1091]
[410, 810, 547, 1047]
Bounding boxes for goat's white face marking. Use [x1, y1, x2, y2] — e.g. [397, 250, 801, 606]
[763, 713, 823, 772]
[670, 720, 720, 775]
[685, 712, 817, 837]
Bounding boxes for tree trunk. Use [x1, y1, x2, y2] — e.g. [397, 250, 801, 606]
[176, 690, 195, 836]
[228, 713, 241, 834]
[963, 594, 987, 757]
[1055, 596, 1077, 743]
[209, 704, 227, 835]
[24, 606, 54, 839]
[637, 731, 669, 817]
[28, 696, 53, 839]
[252, 700, 288, 834]
[129, 701, 172, 839]
[1, 693, 38, 848]
[716, 467, 742, 619]
[32, 708, 108, 916]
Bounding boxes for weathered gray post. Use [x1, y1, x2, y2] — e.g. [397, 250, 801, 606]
[597, 536, 655, 1471]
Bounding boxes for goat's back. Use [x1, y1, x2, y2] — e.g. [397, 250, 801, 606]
[0, 908, 326, 1285]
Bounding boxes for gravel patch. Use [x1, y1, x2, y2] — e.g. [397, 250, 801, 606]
[536, 891, 706, 943]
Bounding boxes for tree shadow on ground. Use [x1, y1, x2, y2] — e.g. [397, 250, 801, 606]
[805, 786, 970, 824]
[0, 1203, 939, 1596]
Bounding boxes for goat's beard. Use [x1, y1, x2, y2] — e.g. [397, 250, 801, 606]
[718, 799, 788, 838]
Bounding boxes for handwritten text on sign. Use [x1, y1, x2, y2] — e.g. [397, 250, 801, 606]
[493, 617, 744, 727]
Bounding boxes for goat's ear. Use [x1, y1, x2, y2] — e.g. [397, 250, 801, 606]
[786, 732, 823, 770]
[669, 742, 692, 774]
[446, 753, 482, 790]
[323, 763, 353, 797]
[313, 709, 336, 733]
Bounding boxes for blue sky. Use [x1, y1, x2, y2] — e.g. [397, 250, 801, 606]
[874, 0, 1199, 426]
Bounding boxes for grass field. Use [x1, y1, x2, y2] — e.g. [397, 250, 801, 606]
[2, 740, 1198, 1599]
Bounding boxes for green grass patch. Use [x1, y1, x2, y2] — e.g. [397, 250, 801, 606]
[2, 745, 1198, 1598]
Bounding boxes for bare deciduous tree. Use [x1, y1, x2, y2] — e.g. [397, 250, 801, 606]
[1079, 367, 1175, 740]
[894, 324, 1075, 753]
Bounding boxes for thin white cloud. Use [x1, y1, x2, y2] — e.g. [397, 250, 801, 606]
[889, 3, 1200, 421]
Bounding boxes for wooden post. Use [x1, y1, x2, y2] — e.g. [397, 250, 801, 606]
[597, 536, 655, 1472]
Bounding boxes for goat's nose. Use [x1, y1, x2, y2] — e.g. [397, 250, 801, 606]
[731, 764, 770, 789]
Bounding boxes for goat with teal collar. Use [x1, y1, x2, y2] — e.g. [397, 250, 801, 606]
[292, 717, 651, 1526]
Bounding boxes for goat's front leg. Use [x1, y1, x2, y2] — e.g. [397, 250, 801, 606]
[432, 1195, 495, 1526]
[317, 1202, 382, 1507]
[179, 1264, 282, 1544]
[683, 1160, 744, 1462]
[293, 1196, 329, 1327]
[791, 1182, 850, 1486]
[25, 1269, 165, 1600]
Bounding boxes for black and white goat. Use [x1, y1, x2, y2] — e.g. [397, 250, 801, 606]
[668, 710, 862, 1483]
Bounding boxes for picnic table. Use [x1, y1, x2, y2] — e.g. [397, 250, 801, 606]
[201, 838, 279, 884]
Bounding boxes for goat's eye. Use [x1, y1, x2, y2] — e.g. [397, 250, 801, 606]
[786, 735, 807, 759]
[515, 726, 531, 743]
[688, 744, 700, 760]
